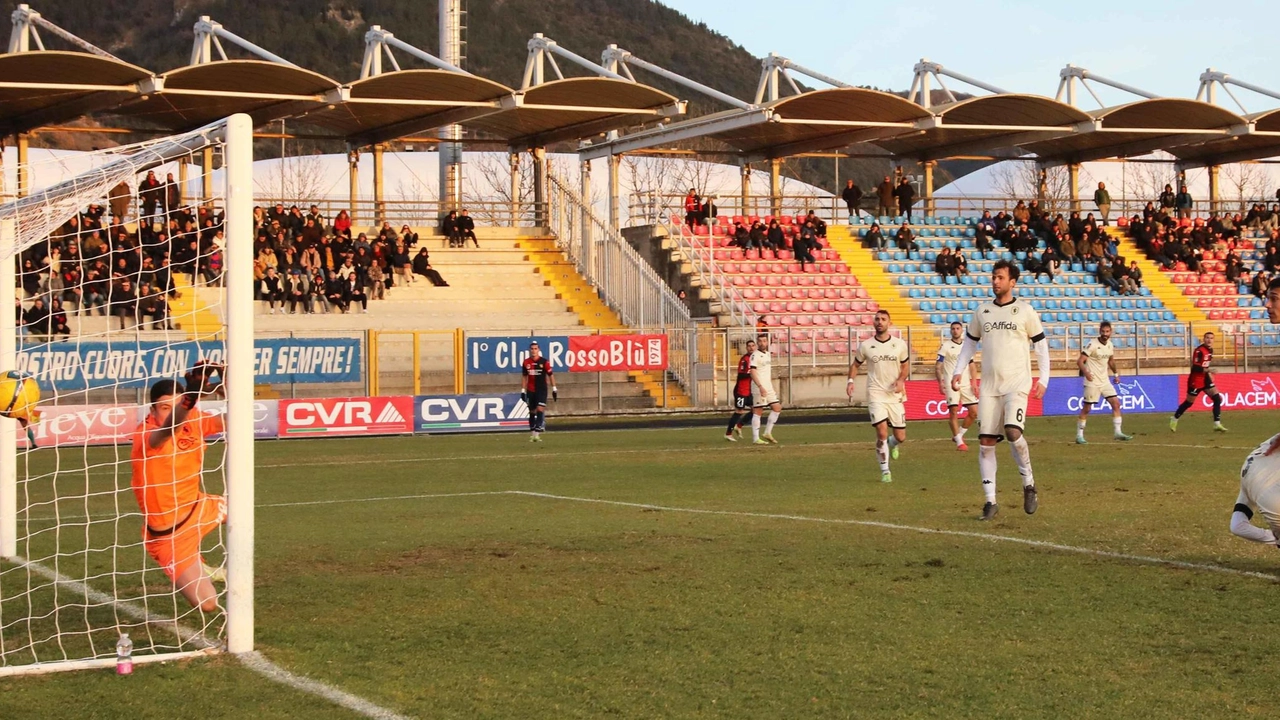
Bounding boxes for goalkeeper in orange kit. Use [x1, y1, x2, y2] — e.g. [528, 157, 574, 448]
[129, 361, 226, 612]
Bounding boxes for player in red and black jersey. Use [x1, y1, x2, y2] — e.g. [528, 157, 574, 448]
[520, 340, 557, 442]
[724, 340, 756, 441]
[1171, 331, 1227, 432]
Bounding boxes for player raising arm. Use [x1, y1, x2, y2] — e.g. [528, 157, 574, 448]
[1075, 321, 1133, 444]
[130, 365, 227, 613]
[952, 260, 1051, 521]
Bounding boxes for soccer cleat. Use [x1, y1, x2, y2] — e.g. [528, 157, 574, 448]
[1023, 485, 1038, 515]
[890, 444, 900, 460]
[762, 433, 778, 445]
[956, 442, 968, 451]
[734, 426, 744, 439]
[1169, 416, 1178, 432]
[881, 471, 893, 483]
[724, 433, 737, 442]
[752, 438, 769, 445]
[1076, 436, 1088, 444]
[1114, 432, 1133, 441]
[1214, 422, 1228, 433]
[980, 502, 999, 521]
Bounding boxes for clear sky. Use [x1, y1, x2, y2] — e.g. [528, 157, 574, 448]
[658, 0, 1280, 111]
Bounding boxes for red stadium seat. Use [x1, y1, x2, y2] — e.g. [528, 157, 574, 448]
[797, 316, 813, 327]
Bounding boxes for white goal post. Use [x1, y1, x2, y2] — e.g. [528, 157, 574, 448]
[0, 113, 254, 675]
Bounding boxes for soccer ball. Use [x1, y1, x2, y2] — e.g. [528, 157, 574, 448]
[0, 370, 40, 426]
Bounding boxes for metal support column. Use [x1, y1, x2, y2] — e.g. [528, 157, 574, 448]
[177, 157, 189, 207]
[509, 152, 521, 224]
[372, 144, 385, 225]
[923, 160, 935, 217]
[347, 149, 360, 226]
[201, 145, 214, 205]
[532, 147, 548, 227]
[16, 134, 29, 198]
[739, 161, 751, 217]
[1208, 164, 1220, 214]
[580, 159, 593, 276]
[769, 158, 781, 216]
[607, 153, 620, 231]
[1068, 163, 1080, 213]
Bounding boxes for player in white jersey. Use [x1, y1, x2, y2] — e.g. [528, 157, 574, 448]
[952, 260, 1051, 521]
[1229, 433, 1280, 547]
[1075, 321, 1133, 444]
[936, 321, 978, 451]
[848, 310, 911, 483]
[749, 332, 782, 445]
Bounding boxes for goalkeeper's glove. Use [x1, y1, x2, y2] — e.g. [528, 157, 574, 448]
[552, 387, 558, 402]
[520, 390, 528, 403]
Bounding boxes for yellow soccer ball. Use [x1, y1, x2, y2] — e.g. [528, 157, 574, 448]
[0, 370, 40, 425]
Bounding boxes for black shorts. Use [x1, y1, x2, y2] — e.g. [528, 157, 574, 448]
[733, 393, 753, 410]
[526, 391, 548, 409]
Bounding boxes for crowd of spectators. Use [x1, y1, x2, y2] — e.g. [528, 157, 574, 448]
[723, 211, 828, 270]
[1126, 198, 1280, 294]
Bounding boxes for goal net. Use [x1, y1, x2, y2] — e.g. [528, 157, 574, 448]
[0, 114, 255, 675]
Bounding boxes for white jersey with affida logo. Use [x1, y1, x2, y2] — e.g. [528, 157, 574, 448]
[965, 298, 1045, 396]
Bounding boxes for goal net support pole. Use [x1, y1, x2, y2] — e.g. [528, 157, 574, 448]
[1, 218, 15, 560]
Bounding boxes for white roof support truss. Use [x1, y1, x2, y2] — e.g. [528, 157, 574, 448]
[8, 3, 120, 59]
[909, 58, 1008, 109]
[1196, 68, 1280, 115]
[360, 25, 468, 79]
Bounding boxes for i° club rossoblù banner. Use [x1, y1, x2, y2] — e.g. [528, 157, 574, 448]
[415, 393, 529, 433]
[466, 334, 669, 374]
[278, 396, 414, 437]
[14, 337, 362, 392]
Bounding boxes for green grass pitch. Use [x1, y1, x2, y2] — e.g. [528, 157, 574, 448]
[2, 410, 1278, 718]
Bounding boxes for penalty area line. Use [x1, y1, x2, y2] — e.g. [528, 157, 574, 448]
[506, 491, 1280, 584]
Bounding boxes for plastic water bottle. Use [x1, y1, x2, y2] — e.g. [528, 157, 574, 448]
[116, 633, 133, 676]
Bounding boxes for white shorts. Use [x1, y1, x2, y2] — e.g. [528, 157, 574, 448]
[753, 391, 780, 408]
[945, 384, 978, 408]
[1082, 381, 1117, 405]
[869, 401, 906, 429]
[1238, 437, 1280, 533]
[978, 392, 1028, 440]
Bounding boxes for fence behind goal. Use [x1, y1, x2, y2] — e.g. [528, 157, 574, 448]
[0, 114, 255, 675]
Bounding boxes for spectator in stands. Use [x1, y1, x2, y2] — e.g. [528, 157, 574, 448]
[1057, 232, 1077, 262]
[935, 246, 957, 279]
[137, 281, 170, 329]
[325, 273, 348, 312]
[260, 267, 284, 314]
[1113, 257, 1138, 295]
[401, 224, 419, 248]
[804, 211, 827, 239]
[442, 210, 463, 248]
[22, 296, 50, 336]
[1175, 185, 1193, 219]
[1224, 250, 1246, 285]
[864, 223, 886, 250]
[1028, 246, 1059, 282]
[413, 247, 449, 287]
[459, 210, 479, 247]
[307, 204, 326, 228]
[684, 189, 701, 229]
[954, 249, 969, 277]
[343, 273, 368, 314]
[109, 278, 137, 329]
[1265, 245, 1280, 274]
[974, 219, 993, 254]
[841, 180, 863, 221]
[1010, 224, 1036, 254]
[334, 210, 352, 237]
[163, 173, 181, 219]
[139, 171, 163, 226]
[310, 271, 330, 312]
[367, 260, 386, 301]
[20, 259, 40, 298]
[766, 219, 785, 250]
[82, 261, 108, 314]
[1096, 257, 1121, 294]
[894, 178, 916, 221]
[876, 176, 895, 219]
[109, 181, 131, 222]
[60, 262, 82, 311]
[699, 196, 719, 226]
[337, 256, 358, 283]
[1252, 270, 1270, 299]
[795, 222, 818, 270]
[895, 223, 918, 252]
[1012, 201, 1030, 227]
[748, 221, 767, 252]
[1158, 184, 1176, 216]
[285, 270, 310, 314]
[731, 221, 751, 250]
[1094, 182, 1111, 225]
[392, 242, 413, 286]
[47, 297, 70, 338]
[1127, 260, 1143, 290]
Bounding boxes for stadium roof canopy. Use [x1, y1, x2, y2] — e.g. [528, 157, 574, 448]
[1168, 108, 1280, 168]
[0, 51, 150, 135]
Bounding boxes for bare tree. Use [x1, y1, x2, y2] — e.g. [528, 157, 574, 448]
[253, 154, 327, 204]
[1123, 159, 1177, 207]
[989, 160, 1082, 213]
[463, 152, 535, 225]
[392, 173, 437, 229]
[1220, 163, 1268, 214]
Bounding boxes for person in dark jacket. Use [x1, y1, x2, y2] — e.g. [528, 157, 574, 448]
[894, 178, 916, 221]
[285, 270, 310, 314]
[766, 219, 786, 251]
[441, 210, 463, 248]
[804, 211, 827, 238]
[875, 176, 895, 218]
[841, 180, 864, 221]
[22, 296, 50, 336]
[458, 209, 479, 247]
[412, 247, 449, 287]
[895, 223, 918, 252]
[795, 223, 818, 270]
[325, 274, 349, 312]
[864, 223, 886, 250]
[935, 247, 957, 278]
[343, 274, 368, 313]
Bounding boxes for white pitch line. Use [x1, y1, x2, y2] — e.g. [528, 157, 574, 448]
[506, 491, 1280, 583]
[258, 490, 511, 509]
[5, 557, 414, 720]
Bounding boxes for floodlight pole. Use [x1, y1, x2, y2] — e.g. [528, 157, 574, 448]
[439, 0, 464, 211]
[191, 16, 296, 67]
